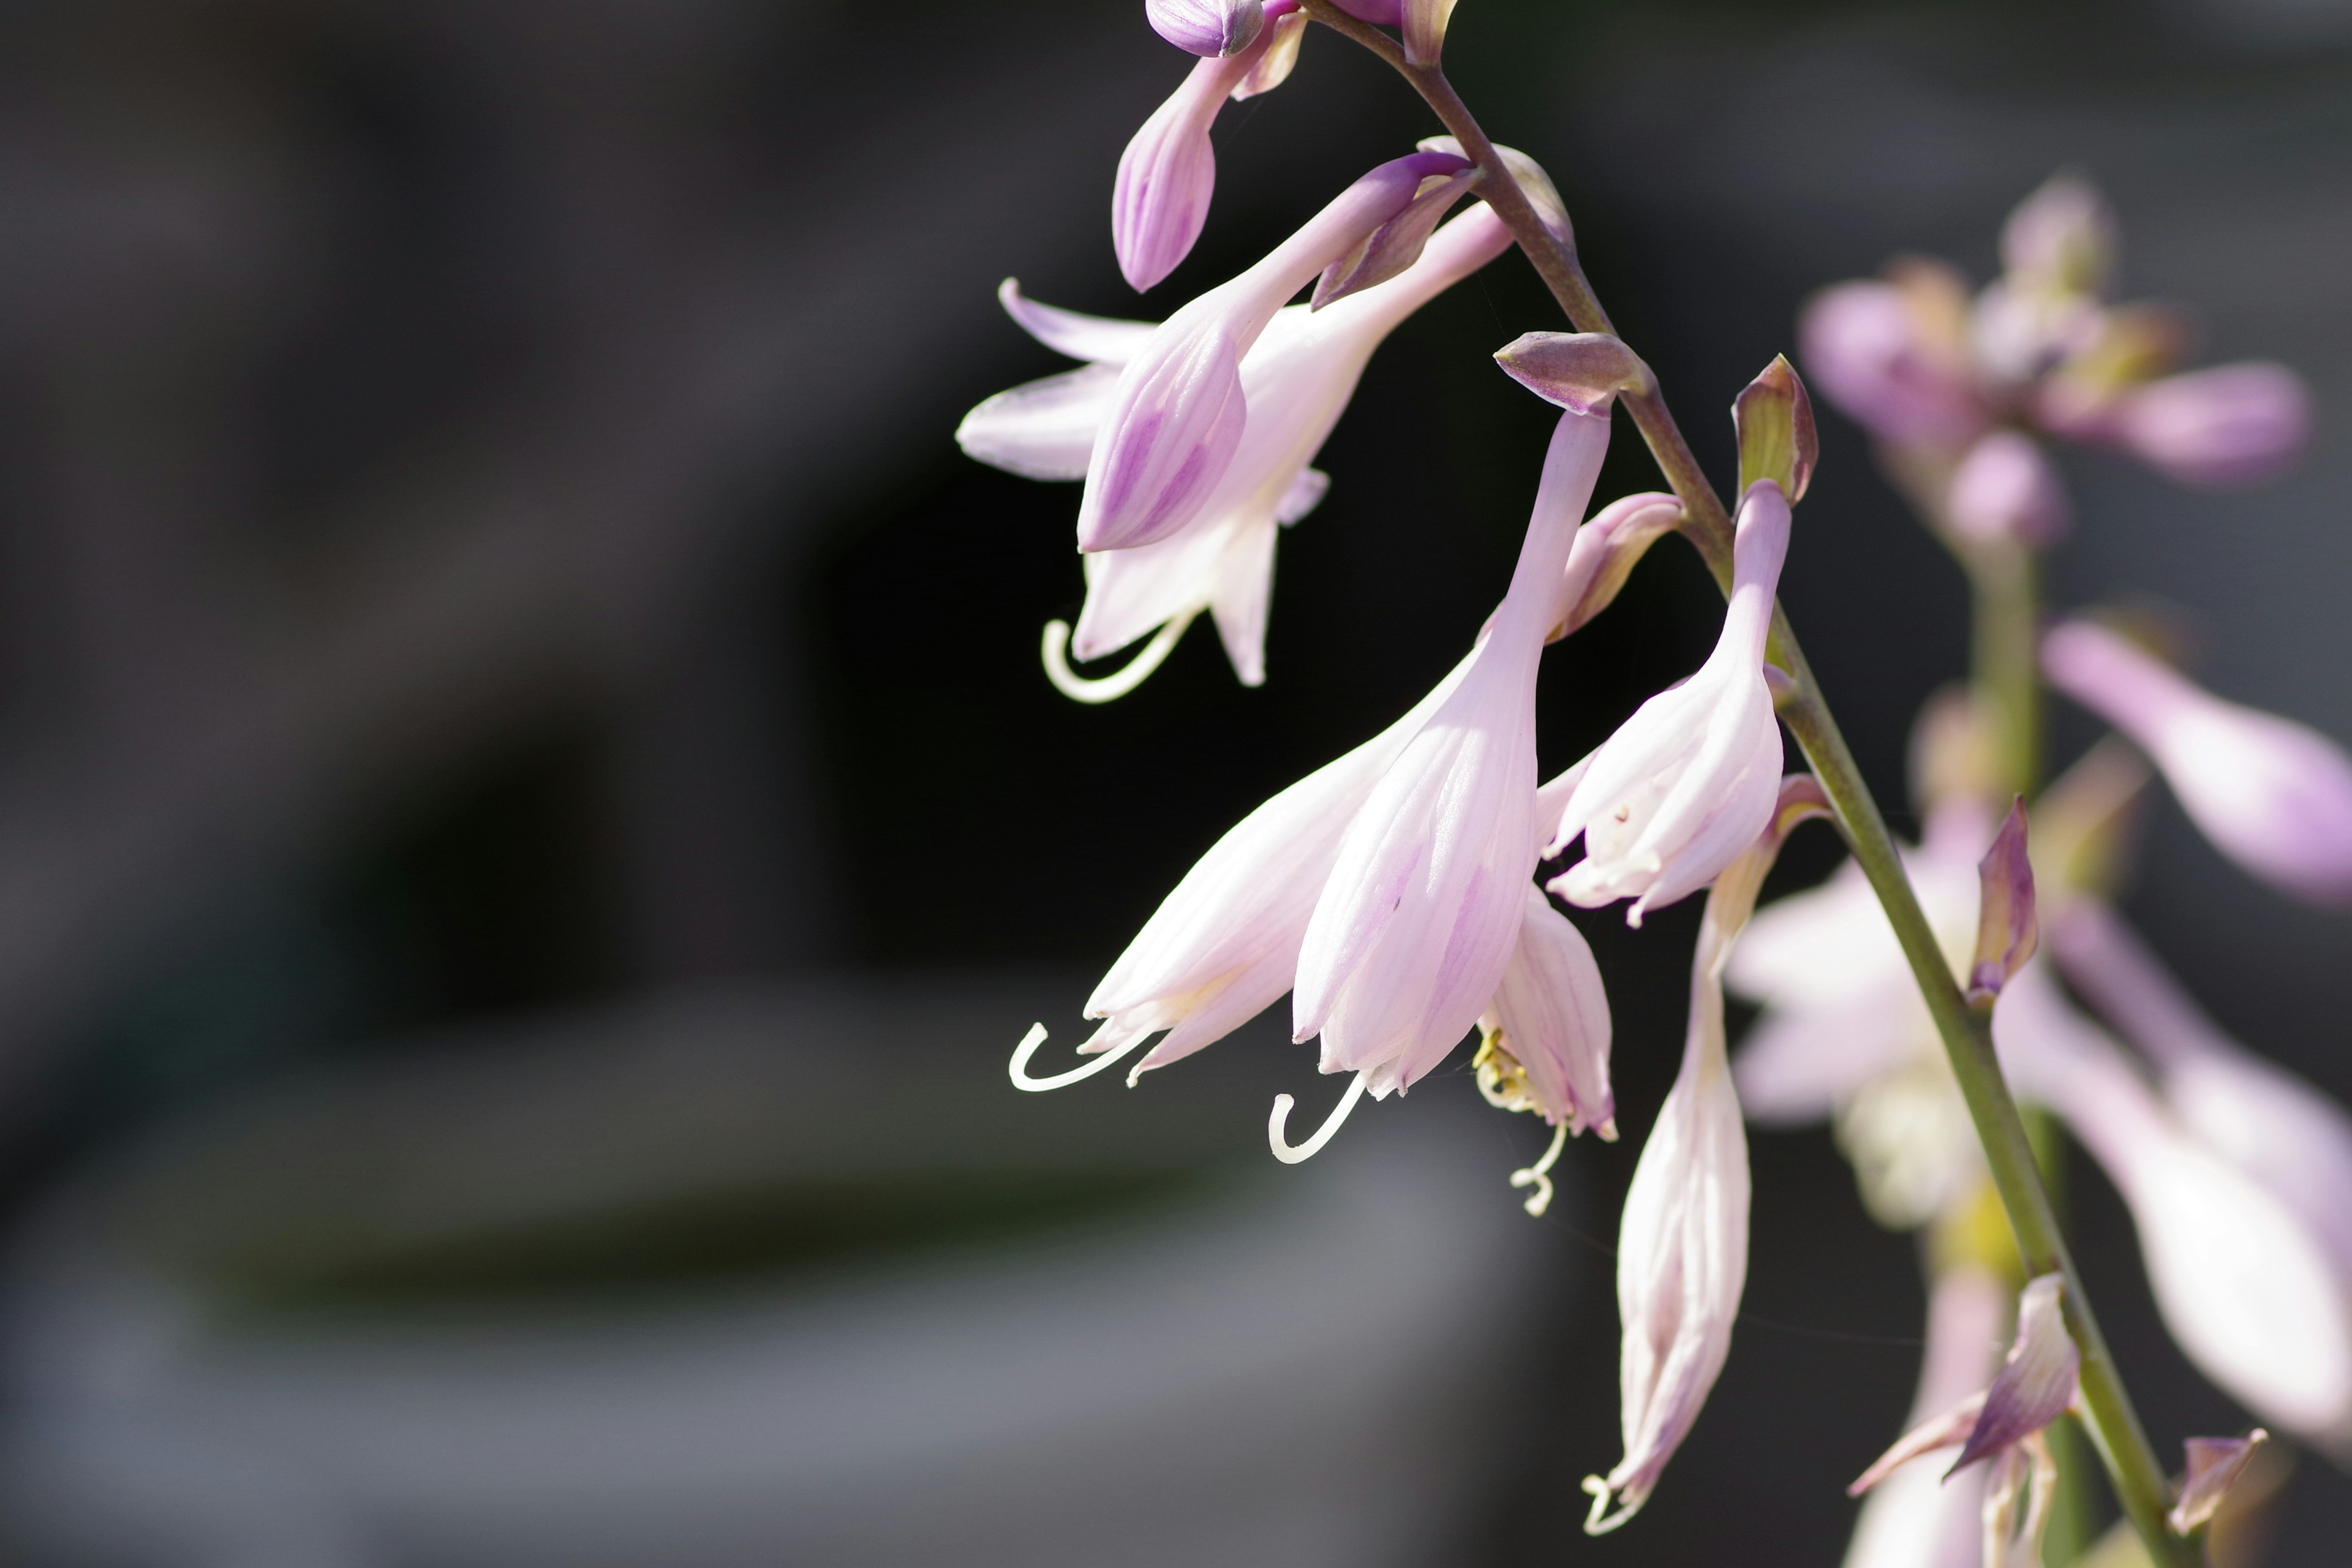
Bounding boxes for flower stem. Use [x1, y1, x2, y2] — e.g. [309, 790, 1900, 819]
[1965, 536, 2044, 799]
[1295, 6, 2191, 1561]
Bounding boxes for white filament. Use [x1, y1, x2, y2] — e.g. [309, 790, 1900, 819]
[1510, 1120, 1569, 1216]
[1267, 1072, 1370, 1164]
[1041, 612, 1196, 703]
[1008, 1023, 1147, 1091]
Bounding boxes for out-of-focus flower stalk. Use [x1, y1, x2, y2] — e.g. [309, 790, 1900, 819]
[1287, 6, 2195, 1560]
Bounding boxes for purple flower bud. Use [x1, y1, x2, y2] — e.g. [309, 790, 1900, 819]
[1145, 0, 1265, 57]
[2168, 1430, 2268, 1536]
[1945, 429, 2070, 547]
[1733, 355, 1818, 502]
[1311, 166, 1476, 309]
[2111, 362, 2312, 488]
[2042, 619, 2352, 907]
[1951, 1275, 2078, 1474]
[1493, 331, 1654, 417]
[1966, 798, 2037, 1006]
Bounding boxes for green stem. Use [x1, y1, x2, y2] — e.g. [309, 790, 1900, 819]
[1293, 6, 2192, 1562]
[1966, 537, 2044, 799]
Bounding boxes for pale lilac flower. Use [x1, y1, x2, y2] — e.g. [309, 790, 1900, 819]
[1946, 430, 2068, 547]
[2051, 903, 2352, 1303]
[959, 203, 1513, 688]
[1850, 1275, 2078, 1568]
[1112, 4, 1303, 291]
[1009, 391, 1622, 1135]
[1476, 883, 1615, 1139]
[1083, 149, 1472, 552]
[1545, 478, 1790, 925]
[1582, 777, 1826, 1532]
[2106, 363, 2312, 488]
[2020, 1000, 2352, 1445]
[1145, 0, 1265, 58]
[1798, 272, 1988, 450]
[1294, 405, 1610, 1096]
[1839, 1265, 2005, 1568]
[2041, 618, 2352, 907]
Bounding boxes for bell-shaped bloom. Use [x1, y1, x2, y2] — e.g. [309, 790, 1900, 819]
[959, 203, 1513, 687]
[1146, 0, 1264, 58]
[1084, 149, 1472, 552]
[2041, 619, 2352, 907]
[1113, 4, 1302, 291]
[1839, 1265, 2006, 1568]
[1295, 405, 1610, 1093]
[2106, 363, 2312, 488]
[2051, 902, 2352, 1299]
[1582, 777, 1825, 1532]
[2022, 1005, 2352, 1446]
[1946, 430, 2068, 547]
[1476, 884, 1614, 1137]
[1016, 394, 1618, 1109]
[1545, 478, 1790, 924]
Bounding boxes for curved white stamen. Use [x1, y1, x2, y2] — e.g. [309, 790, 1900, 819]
[1267, 1072, 1370, 1164]
[1581, 1475, 1641, 1536]
[1041, 612, 1196, 704]
[1509, 1120, 1570, 1216]
[1008, 1023, 1147, 1092]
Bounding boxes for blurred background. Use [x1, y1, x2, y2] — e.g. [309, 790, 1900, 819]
[0, 0, 2342, 1562]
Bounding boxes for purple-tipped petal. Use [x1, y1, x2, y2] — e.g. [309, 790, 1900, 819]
[1946, 429, 2070, 547]
[2043, 619, 2352, 906]
[2111, 363, 2311, 488]
[1950, 1275, 2079, 1474]
[1967, 798, 2037, 1005]
[1146, 0, 1265, 57]
[2168, 1430, 2268, 1535]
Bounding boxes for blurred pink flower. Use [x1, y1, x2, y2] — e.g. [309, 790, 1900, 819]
[2042, 619, 2352, 907]
[2105, 363, 2312, 488]
[1945, 430, 2068, 547]
[1546, 478, 1790, 924]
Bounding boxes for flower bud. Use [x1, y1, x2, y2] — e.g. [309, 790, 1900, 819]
[1493, 331, 1652, 417]
[2111, 363, 2311, 489]
[1945, 429, 2070, 548]
[2000, 174, 2114, 299]
[1548, 491, 1681, 643]
[1146, 0, 1265, 57]
[1733, 355, 1818, 502]
[1967, 798, 2037, 1006]
[1311, 167, 1476, 308]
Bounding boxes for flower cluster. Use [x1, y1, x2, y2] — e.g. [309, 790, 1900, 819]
[965, 9, 2332, 1561]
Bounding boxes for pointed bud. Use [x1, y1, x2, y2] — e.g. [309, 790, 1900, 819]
[1312, 167, 1477, 308]
[1950, 1275, 2079, 1474]
[1494, 331, 1653, 417]
[1967, 798, 2037, 1006]
[1403, 0, 1458, 64]
[2001, 173, 2114, 298]
[1733, 355, 1819, 502]
[2168, 1430, 2267, 1535]
[1147, 0, 1265, 56]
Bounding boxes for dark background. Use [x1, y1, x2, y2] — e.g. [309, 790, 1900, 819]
[0, 0, 2342, 1562]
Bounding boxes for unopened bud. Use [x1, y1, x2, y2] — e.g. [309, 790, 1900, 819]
[1419, 137, 1574, 254]
[1968, 797, 2038, 1006]
[1312, 166, 1477, 308]
[1403, 0, 1458, 64]
[1947, 429, 2069, 548]
[1494, 331, 1653, 417]
[2168, 1430, 2269, 1536]
[1548, 492, 1681, 642]
[1147, 0, 1265, 57]
[2001, 173, 2114, 298]
[1733, 355, 1818, 503]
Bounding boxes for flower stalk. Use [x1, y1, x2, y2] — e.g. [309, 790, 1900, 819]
[1292, 4, 2191, 1561]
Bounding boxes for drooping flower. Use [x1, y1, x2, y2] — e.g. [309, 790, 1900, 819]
[1839, 1265, 2007, 1568]
[1583, 775, 1828, 1534]
[1009, 383, 1628, 1152]
[1545, 478, 1790, 924]
[1293, 404, 1610, 1096]
[958, 200, 1513, 689]
[1113, 2, 1305, 291]
[2041, 618, 2352, 907]
[1082, 149, 1474, 553]
[1849, 1274, 2080, 1568]
[1475, 883, 1614, 1139]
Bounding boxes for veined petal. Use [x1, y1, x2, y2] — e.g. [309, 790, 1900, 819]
[1147, 0, 1265, 58]
[956, 361, 1121, 481]
[1112, 46, 1265, 292]
[1208, 512, 1280, 687]
[1950, 1274, 2078, 1474]
[1072, 512, 1239, 661]
[1482, 884, 1614, 1135]
[997, 279, 1158, 364]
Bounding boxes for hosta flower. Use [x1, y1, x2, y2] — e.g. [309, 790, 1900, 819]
[1476, 883, 1614, 1139]
[1584, 776, 1828, 1533]
[1082, 149, 1472, 552]
[1545, 478, 1790, 924]
[1114, 1, 1304, 291]
[958, 202, 1513, 688]
[1800, 175, 2309, 494]
[2041, 618, 2352, 907]
[1011, 388, 1626, 1147]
